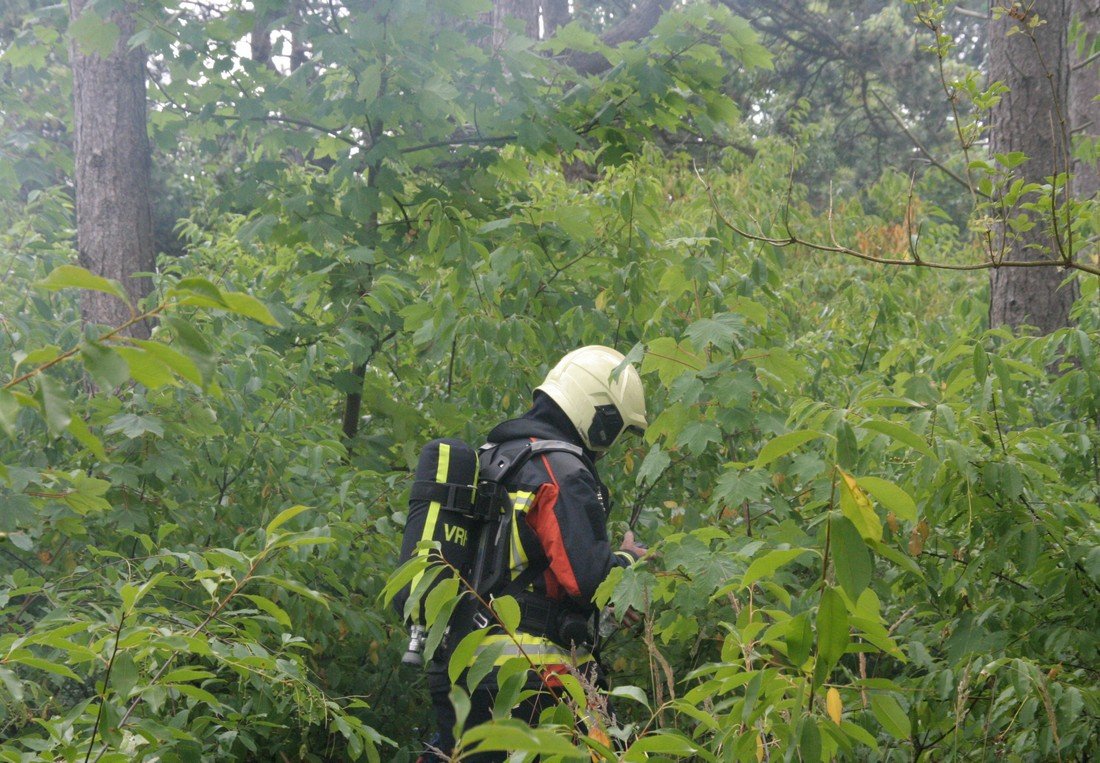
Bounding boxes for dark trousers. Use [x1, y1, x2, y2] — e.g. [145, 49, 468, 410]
[418, 663, 567, 763]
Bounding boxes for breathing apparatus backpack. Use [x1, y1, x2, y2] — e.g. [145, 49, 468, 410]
[393, 436, 584, 665]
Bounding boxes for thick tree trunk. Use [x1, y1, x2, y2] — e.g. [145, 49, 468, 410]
[987, 0, 1079, 334]
[564, 0, 674, 75]
[69, 0, 155, 337]
[492, 0, 540, 48]
[1070, 0, 1099, 202]
[542, 0, 571, 38]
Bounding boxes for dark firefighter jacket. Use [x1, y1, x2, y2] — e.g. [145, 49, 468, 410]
[471, 393, 638, 666]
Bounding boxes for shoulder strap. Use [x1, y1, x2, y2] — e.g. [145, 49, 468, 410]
[468, 439, 591, 596]
[478, 438, 588, 482]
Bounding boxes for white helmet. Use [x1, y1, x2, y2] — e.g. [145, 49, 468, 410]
[535, 346, 647, 452]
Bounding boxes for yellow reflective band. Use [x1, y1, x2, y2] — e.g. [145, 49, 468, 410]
[511, 511, 527, 569]
[511, 490, 536, 513]
[410, 443, 451, 594]
[475, 633, 593, 667]
[509, 491, 535, 571]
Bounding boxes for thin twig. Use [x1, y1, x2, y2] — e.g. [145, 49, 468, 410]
[84, 609, 127, 763]
[696, 168, 1100, 276]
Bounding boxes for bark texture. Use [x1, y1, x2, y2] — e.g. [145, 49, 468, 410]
[1070, 0, 1099, 202]
[492, 0, 540, 48]
[988, 0, 1080, 334]
[563, 0, 674, 75]
[69, 0, 155, 337]
[542, 0, 571, 38]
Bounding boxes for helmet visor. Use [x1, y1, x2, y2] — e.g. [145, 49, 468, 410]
[588, 404, 625, 450]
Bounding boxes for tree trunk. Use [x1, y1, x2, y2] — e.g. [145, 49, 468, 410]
[69, 0, 155, 337]
[492, 0, 540, 49]
[1070, 0, 1099, 202]
[987, 0, 1080, 334]
[542, 0, 571, 38]
[563, 0, 673, 75]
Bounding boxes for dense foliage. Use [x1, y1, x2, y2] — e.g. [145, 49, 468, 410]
[1, 0, 1097, 761]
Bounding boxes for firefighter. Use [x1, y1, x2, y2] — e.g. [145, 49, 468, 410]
[418, 345, 648, 762]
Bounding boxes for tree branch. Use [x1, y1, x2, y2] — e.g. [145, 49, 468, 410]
[558, 0, 675, 76]
[697, 168, 1100, 277]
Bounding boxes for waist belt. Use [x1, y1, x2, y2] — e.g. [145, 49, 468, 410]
[473, 592, 589, 648]
[474, 592, 556, 637]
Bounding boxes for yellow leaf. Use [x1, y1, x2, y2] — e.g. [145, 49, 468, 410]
[756, 734, 766, 762]
[838, 468, 882, 542]
[827, 687, 843, 725]
[588, 722, 612, 763]
[588, 725, 611, 747]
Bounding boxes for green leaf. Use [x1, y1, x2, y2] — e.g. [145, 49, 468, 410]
[871, 693, 911, 739]
[80, 342, 131, 389]
[423, 592, 460, 664]
[132, 340, 202, 386]
[0, 667, 24, 701]
[0, 389, 18, 437]
[382, 555, 433, 609]
[490, 594, 520, 633]
[425, 576, 461, 627]
[448, 628, 490, 685]
[785, 612, 813, 667]
[636, 446, 671, 486]
[626, 731, 699, 756]
[831, 516, 871, 601]
[171, 277, 226, 306]
[972, 343, 989, 383]
[14, 345, 61, 373]
[741, 548, 813, 588]
[266, 504, 310, 534]
[799, 719, 822, 763]
[161, 315, 213, 358]
[63, 472, 112, 515]
[835, 421, 858, 469]
[162, 667, 218, 683]
[168, 683, 222, 707]
[609, 685, 650, 709]
[838, 469, 882, 542]
[110, 652, 139, 699]
[36, 375, 71, 433]
[38, 264, 128, 304]
[642, 338, 704, 385]
[220, 291, 279, 326]
[115, 347, 176, 389]
[69, 10, 121, 58]
[12, 654, 80, 681]
[839, 720, 880, 751]
[461, 719, 580, 756]
[104, 413, 164, 439]
[816, 586, 849, 677]
[684, 313, 744, 352]
[466, 641, 507, 694]
[120, 572, 166, 612]
[857, 420, 935, 458]
[241, 594, 292, 627]
[755, 430, 826, 468]
[254, 575, 329, 607]
[68, 415, 106, 460]
[854, 476, 917, 521]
